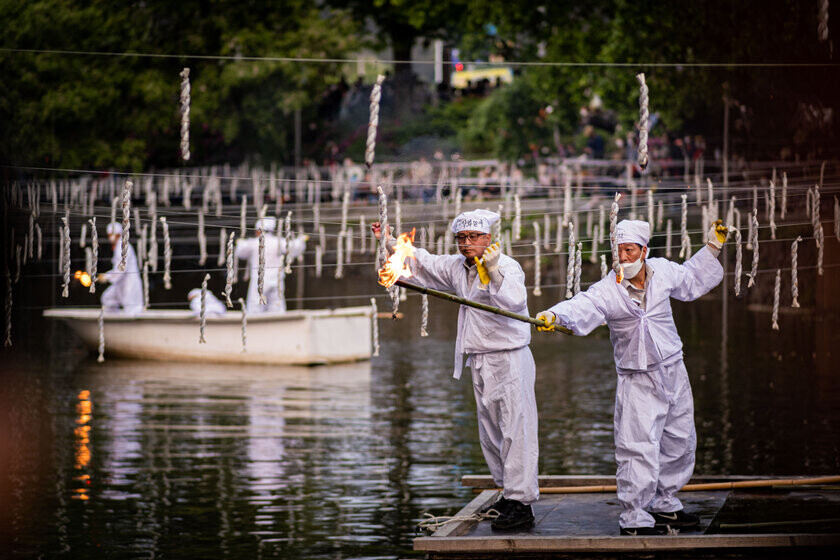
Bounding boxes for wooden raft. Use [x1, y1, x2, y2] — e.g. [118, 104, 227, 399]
[413, 475, 840, 558]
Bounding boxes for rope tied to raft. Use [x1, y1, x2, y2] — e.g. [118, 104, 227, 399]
[415, 509, 501, 533]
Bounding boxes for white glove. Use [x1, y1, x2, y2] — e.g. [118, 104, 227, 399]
[481, 243, 503, 285]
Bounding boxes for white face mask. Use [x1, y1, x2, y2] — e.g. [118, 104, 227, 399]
[622, 252, 645, 279]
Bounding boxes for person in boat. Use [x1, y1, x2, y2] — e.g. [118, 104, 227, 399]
[536, 219, 728, 536]
[234, 216, 307, 313]
[101, 222, 144, 315]
[187, 288, 227, 317]
[372, 209, 538, 531]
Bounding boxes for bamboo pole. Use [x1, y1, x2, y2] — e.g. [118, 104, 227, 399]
[394, 279, 573, 336]
[516, 475, 840, 495]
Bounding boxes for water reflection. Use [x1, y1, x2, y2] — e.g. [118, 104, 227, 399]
[2, 289, 839, 558]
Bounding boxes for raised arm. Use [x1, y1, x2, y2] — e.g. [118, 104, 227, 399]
[410, 248, 461, 292]
[663, 245, 724, 302]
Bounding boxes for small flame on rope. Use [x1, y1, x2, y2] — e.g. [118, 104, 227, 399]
[74, 270, 92, 287]
[377, 229, 416, 288]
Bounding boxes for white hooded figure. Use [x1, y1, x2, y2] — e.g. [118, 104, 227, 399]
[538, 219, 727, 534]
[188, 288, 227, 317]
[234, 217, 306, 313]
[101, 222, 144, 315]
[374, 209, 538, 531]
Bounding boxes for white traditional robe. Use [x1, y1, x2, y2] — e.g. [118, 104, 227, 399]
[409, 248, 539, 504]
[548, 246, 723, 528]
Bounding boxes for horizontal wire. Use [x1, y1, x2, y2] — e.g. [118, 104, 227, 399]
[2, 46, 838, 68]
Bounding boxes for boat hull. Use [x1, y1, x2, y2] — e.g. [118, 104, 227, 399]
[44, 307, 373, 365]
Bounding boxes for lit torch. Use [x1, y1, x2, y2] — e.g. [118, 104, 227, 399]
[377, 229, 416, 288]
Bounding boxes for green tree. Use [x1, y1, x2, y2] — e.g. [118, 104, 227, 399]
[0, 0, 362, 171]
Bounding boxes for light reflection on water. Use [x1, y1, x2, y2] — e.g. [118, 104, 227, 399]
[2, 293, 839, 558]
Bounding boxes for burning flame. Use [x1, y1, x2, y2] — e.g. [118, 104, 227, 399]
[74, 270, 92, 287]
[378, 229, 416, 288]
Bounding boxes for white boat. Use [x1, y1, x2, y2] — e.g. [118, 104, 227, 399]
[43, 306, 374, 365]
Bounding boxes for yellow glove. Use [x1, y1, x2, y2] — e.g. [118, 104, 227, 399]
[474, 242, 500, 285]
[536, 310, 557, 332]
[474, 256, 490, 285]
[708, 219, 728, 249]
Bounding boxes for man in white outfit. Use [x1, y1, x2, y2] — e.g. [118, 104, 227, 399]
[101, 222, 144, 315]
[373, 209, 539, 530]
[537, 219, 728, 535]
[234, 217, 307, 313]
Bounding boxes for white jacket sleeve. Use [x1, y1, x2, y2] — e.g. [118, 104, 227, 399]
[235, 238, 256, 261]
[285, 236, 307, 260]
[662, 245, 724, 302]
[548, 283, 608, 336]
[410, 248, 460, 292]
[487, 257, 528, 311]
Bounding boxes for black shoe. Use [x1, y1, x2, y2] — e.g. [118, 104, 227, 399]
[491, 500, 534, 531]
[480, 496, 511, 515]
[649, 509, 700, 528]
[620, 526, 666, 536]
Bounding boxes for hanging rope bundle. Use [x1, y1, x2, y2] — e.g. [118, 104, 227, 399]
[88, 217, 98, 294]
[376, 186, 390, 268]
[160, 216, 172, 290]
[781, 171, 788, 219]
[365, 74, 385, 169]
[97, 305, 105, 362]
[610, 192, 623, 281]
[598, 205, 606, 245]
[4, 269, 11, 347]
[61, 216, 71, 297]
[600, 254, 607, 279]
[315, 245, 323, 278]
[199, 273, 209, 343]
[819, 0, 830, 42]
[179, 68, 191, 161]
[224, 231, 235, 307]
[574, 241, 582, 295]
[791, 236, 802, 308]
[533, 222, 542, 296]
[636, 73, 649, 170]
[565, 221, 576, 299]
[335, 231, 345, 279]
[370, 297, 380, 357]
[835, 195, 840, 241]
[543, 213, 551, 250]
[647, 190, 654, 231]
[679, 193, 692, 259]
[359, 214, 367, 254]
[769, 180, 777, 239]
[148, 191, 158, 271]
[239, 298, 247, 352]
[420, 294, 429, 337]
[734, 228, 743, 297]
[142, 261, 150, 310]
[257, 230, 266, 305]
[772, 269, 781, 331]
[817, 221, 825, 276]
[283, 211, 293, 273]
[513, 193, 522, 240]
[590, 224, 600, 264]
[120, 179, 132, 271]
[197, 209, 207, 266]
[240, 195, 247, 239]
[562, 166, 572, 226]
[748, 209, 759, 288]
[217, 227, 227, 267]
[277, 254, 286, 302]
[35, 223, 42, 261]
[665, 218, 673, 258]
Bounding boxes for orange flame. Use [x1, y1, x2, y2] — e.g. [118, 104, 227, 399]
[74, 270, 92, 287]
[378, 229, 416, 288]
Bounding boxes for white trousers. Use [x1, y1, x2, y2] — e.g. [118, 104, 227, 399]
[470, 346, 539, 505]
[614, 358, 696, 528]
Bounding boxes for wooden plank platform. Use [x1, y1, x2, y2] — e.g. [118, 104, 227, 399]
[414, 476, 840, 558]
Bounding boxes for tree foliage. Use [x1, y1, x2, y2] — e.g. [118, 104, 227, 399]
[1, 0, 362, 171]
